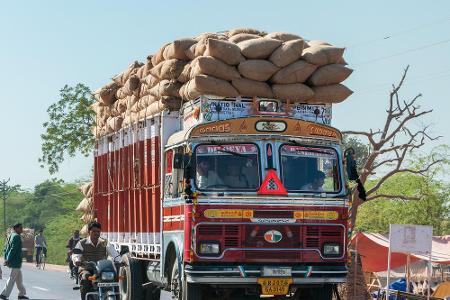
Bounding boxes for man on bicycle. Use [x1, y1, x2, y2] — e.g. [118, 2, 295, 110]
[34, 230, 47, 267]
[72, 221, 122, 300]
[66, 230, 80, 278]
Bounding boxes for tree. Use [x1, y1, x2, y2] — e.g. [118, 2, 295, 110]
[343, 66, 444, 299]
[342, 135, 369, 172]
[40, 83, 95, 174]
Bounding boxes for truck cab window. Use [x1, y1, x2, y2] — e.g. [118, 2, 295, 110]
[164, 147, 185, 198]
[194, 144, 260, 191]
[280, 145, 340, 193]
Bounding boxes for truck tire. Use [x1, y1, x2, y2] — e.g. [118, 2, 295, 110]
[308, 284, 333, 300]
[119, 254, 144, 300]
[170, 259, 202, 300]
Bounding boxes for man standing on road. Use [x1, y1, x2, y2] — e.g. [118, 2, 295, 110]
[1, 223, 29, 300]
[72, 221, 121, 300]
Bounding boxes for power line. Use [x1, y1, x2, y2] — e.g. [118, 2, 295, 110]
[354, 38, 450, 67]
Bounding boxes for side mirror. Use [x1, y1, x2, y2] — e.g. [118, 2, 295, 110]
[345, 148, 359, 181]
[173, 153, 184, 169]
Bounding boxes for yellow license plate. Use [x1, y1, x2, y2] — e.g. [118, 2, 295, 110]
[257, 277, 293, 296]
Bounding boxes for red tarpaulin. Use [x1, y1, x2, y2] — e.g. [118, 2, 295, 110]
[351, 233, 450, 273]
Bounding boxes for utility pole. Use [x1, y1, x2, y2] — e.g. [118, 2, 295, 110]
[0, 178, 10, 236]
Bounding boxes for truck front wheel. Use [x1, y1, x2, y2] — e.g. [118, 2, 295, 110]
[308, 284, 333, 300]
[119, 254, 144, 300]
[170, 259, 202, 300]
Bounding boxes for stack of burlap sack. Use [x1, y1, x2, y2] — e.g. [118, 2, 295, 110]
[75, 181, 94, 236]
[92, 28, 353, 138]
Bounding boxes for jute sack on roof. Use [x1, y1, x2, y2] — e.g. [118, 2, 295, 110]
[114, 98, 128, 115]
[93, 82, 118, 105]
[107, 116, 124, 132]
[265, 32, 302, 42]
[161, 96, 183, 110]
[76, 197, 92, 213]
[271, 60, 318, 84]
[80, 224, 88, 236]
[311, 84, 353, 103]
[116, 75, 140, 99]
[205, 39, 244, 66]
[81, 213, 95, 224]
[227, 28, 265, 37]
[112, 61, 143, 86]
[142, 74, 159, 87]
[80, 182, 92, 196]
[238, 60, 279, 82]
[308, 64, 353, 86]
[186, 34, 228, 60]
[149, 80, 182, 98]
[269, 39, 305, 68]
[136, 61, 153, 79]
[151, 43, 170, 66]
[307, 40, 331, 47]
[272, 83, 314, 101]
[86, 184, 93, 198]
[238, 38, 282, 59]
[140, 94, 158, 108]
[190, 56, 241, 81]
[139, 84, 151, 98]
[137, 101, 166, 119]
[228, 33, 260, 44]
[232, 78, 273, 98]
[150, 59, 187, 80]
[302, 45, 345, 66]
[178, 63, 192, 83]
[163, 38, 197, 61]
[180, 75, 239, 100]
[125, 95, 139, 110]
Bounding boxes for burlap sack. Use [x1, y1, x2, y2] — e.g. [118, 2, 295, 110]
[161, 97, 183, 110]
[112, 61, 143, 86]
[307, 40, 331, 47]
[311, 84, 353, 103]
[188, 34, 228, 60]
[150, 59, 187, 80]
[116, 75, 140, 99]
[228, 33, 261, 44]
[107, 116, 123, 131]
[232, 78, 273, 98]
[181, 75, 239, 100]
[80, 224, 88, 236]
[81, 213, 95, 224]
[238, 60, 279, 81]
[302, 45, 345, 66]
[238, 38, 282, 59]
[138, 101, 166, 119]
[178, 63, 192, 83]
[228, 28, 265, 37]
[142, 74, 159, 87]
[136, 61, 153, 79]
[125, 95, 139, 110]
[151, 43, 170, 66]
[191, 56, 241, 81]
[194, 32, 228, 41]
[114, 98, 128, 115]
[205, 39, 245, 65]
[80, 182, 92, 196]
[149, 80, 182, 97]
[140, 94, 158, 107]
[93, 82, 118, 105]
[269, 39, 304, 68]
[139, 84, 151, 98]
[272, 83, 314, 101]
[308, 64, 353, 86]
[185, 43, 198, 60]
[163, 38, 197, 61]
[271, 60, 318, 84]
[265, 32, 302, 42]
[76, 197, 92, 213]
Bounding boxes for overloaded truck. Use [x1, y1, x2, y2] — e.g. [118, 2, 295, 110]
[91, 28, 354, 300]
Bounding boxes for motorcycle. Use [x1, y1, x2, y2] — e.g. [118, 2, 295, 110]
[74, 260, 120, 300]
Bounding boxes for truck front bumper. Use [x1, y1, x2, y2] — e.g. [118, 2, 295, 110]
[185, 264, 347, 285]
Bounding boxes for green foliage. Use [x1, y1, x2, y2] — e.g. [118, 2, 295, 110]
[0, 180, 84, 265]
[40, 83, 95, 174]
[356, 152, 450, 235]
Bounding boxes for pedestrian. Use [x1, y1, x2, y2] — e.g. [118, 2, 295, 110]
[1, 223, 29, 300]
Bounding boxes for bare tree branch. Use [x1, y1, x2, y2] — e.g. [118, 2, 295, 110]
[366, 194, 421, 201]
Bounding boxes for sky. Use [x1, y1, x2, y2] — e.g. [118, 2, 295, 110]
[0, 0, 449, 189]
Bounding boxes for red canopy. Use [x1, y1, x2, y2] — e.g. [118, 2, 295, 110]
[351, 233, 450, 273]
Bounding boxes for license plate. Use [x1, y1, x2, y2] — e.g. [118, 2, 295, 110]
[97, 282, 119, 287]
[262, 267, 292, 277]
[257, 277, 293, 296]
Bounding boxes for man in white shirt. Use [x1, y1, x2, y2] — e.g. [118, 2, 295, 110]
[301, 170, 326, 192]
[72, 221, 121, 300]
[196, 158, 224, 189]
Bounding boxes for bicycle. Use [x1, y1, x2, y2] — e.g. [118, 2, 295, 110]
[36, 248, 46, 270]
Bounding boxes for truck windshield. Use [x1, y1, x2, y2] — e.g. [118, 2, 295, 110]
[280, 144, 340, 193]
[195, 144, 260, 191]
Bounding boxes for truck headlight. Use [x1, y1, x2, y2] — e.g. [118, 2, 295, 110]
[101, 272, 115, 281]
[199, 242, 220, 255]
[323, 243, 341, 256]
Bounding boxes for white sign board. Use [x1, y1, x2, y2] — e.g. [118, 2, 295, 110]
[389, 224, 433, 255]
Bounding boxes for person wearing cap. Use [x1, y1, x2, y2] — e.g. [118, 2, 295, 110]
[1, 223, 29, 300]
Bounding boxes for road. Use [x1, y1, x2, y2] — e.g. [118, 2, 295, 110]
[0, 262, 79, 300]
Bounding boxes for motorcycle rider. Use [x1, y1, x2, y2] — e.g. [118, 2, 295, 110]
[72, 221, 122, 300]
[66, 230, 81, 278]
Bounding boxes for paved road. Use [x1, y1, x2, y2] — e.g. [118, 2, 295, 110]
[0, 262, 79, 300]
